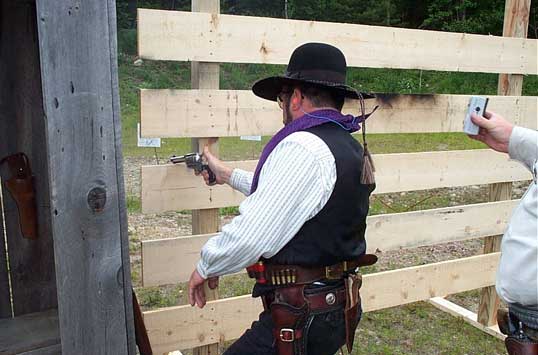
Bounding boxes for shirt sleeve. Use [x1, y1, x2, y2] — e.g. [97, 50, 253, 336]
[228, 168, 253, 196]
[197, 137, 333, 279]
[508, 126, 538, 173]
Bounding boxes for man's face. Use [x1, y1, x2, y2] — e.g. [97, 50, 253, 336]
[277, 86, 293, 125]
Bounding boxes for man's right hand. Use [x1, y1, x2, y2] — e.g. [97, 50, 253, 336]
[198, 146, 233, 185]
[469, 111, 514, 154]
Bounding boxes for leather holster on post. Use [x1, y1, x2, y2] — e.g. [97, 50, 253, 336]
[498, 308, 538, 355]
[0, 153, 38, 240]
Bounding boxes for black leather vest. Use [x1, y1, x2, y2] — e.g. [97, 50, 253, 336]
[265, 122, 373, 267]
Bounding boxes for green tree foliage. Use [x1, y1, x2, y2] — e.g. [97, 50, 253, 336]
[118, 0, 538, 38]
[223, 0, 286, 17]
[421, 0, 505, 35]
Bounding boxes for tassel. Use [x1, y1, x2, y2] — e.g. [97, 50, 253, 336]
[361, 142, 376, 185]
[357, 92, 376, 185]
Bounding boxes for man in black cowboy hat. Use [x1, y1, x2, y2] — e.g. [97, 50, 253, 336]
[188, 42, 377, 355]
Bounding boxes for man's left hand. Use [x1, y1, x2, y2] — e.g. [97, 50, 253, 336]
[188, 269, 219, 308]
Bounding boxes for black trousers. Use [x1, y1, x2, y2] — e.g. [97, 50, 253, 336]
[223, 305, 361, 355]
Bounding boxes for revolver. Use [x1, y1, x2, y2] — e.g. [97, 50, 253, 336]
[170, 153, 216, 185]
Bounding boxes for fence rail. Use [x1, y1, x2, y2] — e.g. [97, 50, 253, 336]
[140, 90, 537, 138]
[141, 149, 530, 213]
[138, 10, 537, 75]
[141, 200, 517, 287]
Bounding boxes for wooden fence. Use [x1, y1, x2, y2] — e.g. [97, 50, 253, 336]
[136, 1, 536, 353]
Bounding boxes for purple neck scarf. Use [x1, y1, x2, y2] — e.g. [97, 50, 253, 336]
[250, 109, 368, 194]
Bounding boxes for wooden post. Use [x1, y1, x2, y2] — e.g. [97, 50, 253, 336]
[0, 0, 58, 317]
[477, 0, 531, 327]
[191, 2, 221, 355]
[35, 0, 136, 353]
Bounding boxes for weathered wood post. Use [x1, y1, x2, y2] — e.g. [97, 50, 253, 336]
[477, 0, 531, 327]
[191, 0, 221, 354]
[34, 0, 136, 353]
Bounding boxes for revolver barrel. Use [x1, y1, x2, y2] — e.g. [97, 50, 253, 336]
[169, 153, 199, 164]
[169, 155, 186, 164]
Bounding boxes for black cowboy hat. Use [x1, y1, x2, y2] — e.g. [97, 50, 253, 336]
[252, 42, 375, 102]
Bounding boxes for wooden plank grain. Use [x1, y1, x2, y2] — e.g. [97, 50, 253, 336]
[143, 253, 500, 352]
[137, 10, 537, 75]
[141, 200, 517, 286]
[108, 0, 137, 351]
[36, 0, 135, 353]
[0, 0, 57, 317]
[478, 183, 512, 327]
[140, 90, 538, 138]
[141, 149, 531, 213]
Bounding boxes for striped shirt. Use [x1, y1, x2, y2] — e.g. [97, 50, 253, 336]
[196, 131, 337, 279]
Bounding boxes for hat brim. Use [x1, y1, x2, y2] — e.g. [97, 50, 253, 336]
[252, 76, 375, 102]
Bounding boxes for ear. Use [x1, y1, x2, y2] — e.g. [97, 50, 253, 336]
[291, 88, 302, 109]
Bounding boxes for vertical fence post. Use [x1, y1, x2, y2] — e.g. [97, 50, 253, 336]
[191, 1, 221, 354]
[477, 0, 531, 327]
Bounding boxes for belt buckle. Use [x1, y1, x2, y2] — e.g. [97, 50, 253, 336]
[279, 328, 295, 342]
[325, 261, 347, 280]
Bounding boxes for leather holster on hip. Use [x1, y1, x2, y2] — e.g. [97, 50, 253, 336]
[269, 285, 309, 355]
[266, 277, 362, 355]
[505, 337, 538, 355]
[498, 308, 538, 355]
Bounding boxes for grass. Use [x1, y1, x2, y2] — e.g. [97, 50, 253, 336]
[118, 28, 530, 354]
[126, 195, 141, 213]
[355, 303, 506, 355]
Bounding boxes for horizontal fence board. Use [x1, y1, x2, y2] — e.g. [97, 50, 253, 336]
[141, 149, 530, 213]
[428, 297, 505, 341]
[140, 91, 538, 138]
[141, 200, 517, 286]
[143, 253, 500, 352]
[138, 10, 537, 75]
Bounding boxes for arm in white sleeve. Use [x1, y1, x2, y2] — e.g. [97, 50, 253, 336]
[509, 126, 538, 173]
[228, 168, 253, 196]
[197, 137, 334, 278]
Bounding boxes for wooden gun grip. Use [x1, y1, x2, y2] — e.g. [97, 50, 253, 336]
[1, 153, 38, 240]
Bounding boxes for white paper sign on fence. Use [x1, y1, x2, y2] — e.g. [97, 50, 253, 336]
[240, 135, 262, 141]
[138, 123, 161, 148]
